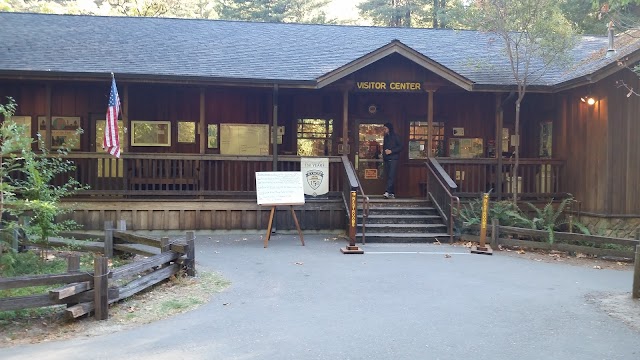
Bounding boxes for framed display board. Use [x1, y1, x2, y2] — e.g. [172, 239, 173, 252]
[449, 138, 484, 158]
[220, 123, 269, 155]
[131, 121, 171, 146]
[38, 116, 81, 149]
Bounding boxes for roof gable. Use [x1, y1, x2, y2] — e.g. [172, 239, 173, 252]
[316, 40, 473, 90]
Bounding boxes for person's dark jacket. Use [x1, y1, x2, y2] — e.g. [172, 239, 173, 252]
[383, 132, 402, 160]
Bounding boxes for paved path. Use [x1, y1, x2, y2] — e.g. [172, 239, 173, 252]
[3, 234, 639, 359]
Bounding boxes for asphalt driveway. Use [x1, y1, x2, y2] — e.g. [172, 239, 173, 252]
[2, 234, 639, 360]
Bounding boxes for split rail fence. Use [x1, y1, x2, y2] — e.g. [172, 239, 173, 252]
[0, 228, 196, 320]
[464, 220, 640, 299]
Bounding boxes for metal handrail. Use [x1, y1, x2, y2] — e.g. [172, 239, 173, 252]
[426, 158, 461, 243]
[341, 155, 369, 244]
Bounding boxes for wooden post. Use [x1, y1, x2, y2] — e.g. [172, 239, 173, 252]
[67, 255, 81, 309]
[12, 228, 19, 252]
[186, 231, 196, 277]
[342, 88, 349, 155]
[161, 236, 170, 253]
[67, 255, 80, 273]
[117, 220, 126, 231]
[633, 230, 640, 299]
[490, 218, 499, 249]
[94, 256, 109, 320]
[104, 220, 114, 258]
[272, 84, 279, 170]
[568, 215, 573, 233]
[427, 90, 434, 159]
[495, 94, 504, 200]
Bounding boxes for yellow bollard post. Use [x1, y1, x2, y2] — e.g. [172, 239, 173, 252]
[471, 193, 493, 255]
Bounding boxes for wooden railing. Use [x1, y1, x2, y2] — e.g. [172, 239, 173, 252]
[435, 158, 565, 199]
[41, 153, 565, 200]
[46, 153, 345, 198]
[341, 155, 369, 245]
[426, 158, 460, 243]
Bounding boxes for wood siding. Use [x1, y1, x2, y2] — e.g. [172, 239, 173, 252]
[557, 70, 640, 216]
[59, 200, 345, 232]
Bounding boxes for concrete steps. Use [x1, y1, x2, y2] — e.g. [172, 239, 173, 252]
[358, 197, 450, 243]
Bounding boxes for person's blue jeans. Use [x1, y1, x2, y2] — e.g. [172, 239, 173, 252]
[384, 158, 398, 194]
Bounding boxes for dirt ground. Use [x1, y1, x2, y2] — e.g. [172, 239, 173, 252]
[1, 244, 637, 348]
[0, 270, 229, 348]
[453, 241, 636, 270]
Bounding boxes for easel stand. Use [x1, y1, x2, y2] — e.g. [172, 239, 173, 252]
[264, 205, 305, 248]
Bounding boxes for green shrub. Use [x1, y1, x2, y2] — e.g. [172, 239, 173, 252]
[454, 195, 590, 243]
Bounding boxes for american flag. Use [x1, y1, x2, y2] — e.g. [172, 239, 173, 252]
[103, 76, 121, 158]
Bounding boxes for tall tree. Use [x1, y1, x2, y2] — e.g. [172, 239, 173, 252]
[357, 0, 426, 27]
[104, 0, 185, 17]
[467, 0, 576, 203]
[555, 0, 640, 35]
[215, 0, 331, 23]
[0, 0, 73, 13]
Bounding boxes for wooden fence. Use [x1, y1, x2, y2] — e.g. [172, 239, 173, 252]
[0, 230, 196, 320]
[463, 220, 640, 298]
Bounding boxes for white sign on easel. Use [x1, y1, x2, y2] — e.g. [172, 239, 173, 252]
[255, 171, 305, 247]
[256, 172, 305, 206]
[301, 157, 329, 197]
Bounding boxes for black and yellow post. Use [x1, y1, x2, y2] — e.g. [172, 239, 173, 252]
[471, 192, 493, 255]
[341, 190, 364, 254]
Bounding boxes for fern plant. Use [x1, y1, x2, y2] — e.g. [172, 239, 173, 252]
[525, 197, 589, 243]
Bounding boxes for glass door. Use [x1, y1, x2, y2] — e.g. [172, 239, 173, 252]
[356, 122, 386, 195]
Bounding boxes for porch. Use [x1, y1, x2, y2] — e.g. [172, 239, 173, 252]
[52, 153, 566, 232]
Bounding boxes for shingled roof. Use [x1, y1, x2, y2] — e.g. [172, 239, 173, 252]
[1, 12, 639, 91]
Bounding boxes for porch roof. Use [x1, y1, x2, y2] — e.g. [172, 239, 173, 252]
[0, 12, 638, 91]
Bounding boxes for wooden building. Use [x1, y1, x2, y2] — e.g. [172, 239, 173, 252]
[1, 13, 640, 237]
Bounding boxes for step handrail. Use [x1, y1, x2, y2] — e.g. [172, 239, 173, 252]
[426, 158, 460, 243]
[341, 155, 369, 244]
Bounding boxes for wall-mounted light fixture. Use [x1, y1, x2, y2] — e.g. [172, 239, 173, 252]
[580, 95, 596, 105]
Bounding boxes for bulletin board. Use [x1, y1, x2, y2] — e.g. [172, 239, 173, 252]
[220, 123, 270, 155]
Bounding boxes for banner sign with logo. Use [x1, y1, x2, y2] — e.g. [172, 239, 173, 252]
[301, 157, 329, 197]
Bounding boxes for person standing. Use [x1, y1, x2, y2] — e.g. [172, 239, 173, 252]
[382, 122, 402, 199]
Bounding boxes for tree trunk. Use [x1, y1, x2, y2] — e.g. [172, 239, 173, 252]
[433, 0, 439, 28]
[512, 96, 523, 204]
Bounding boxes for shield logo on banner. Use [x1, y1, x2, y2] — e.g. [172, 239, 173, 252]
[305, 170, 323, 190]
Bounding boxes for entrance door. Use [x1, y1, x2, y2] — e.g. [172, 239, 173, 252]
[356, 122, 386, 195]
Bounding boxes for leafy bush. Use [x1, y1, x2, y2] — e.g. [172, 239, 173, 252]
[454, 197, 529, 233]
[454, 195, 590, 243]
[1, 97, 88, 262]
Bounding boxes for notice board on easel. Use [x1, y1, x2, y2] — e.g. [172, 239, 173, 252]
[220, 124, 270, 155]
[256, 172, 305, 206]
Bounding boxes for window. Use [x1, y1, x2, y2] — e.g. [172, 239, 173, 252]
[297, 118, 333, 156]
[207, 124, 218, 149]
[131, 121, 171, 146]
[408, 121, 444, 159]
[178, 121, 196, 143]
